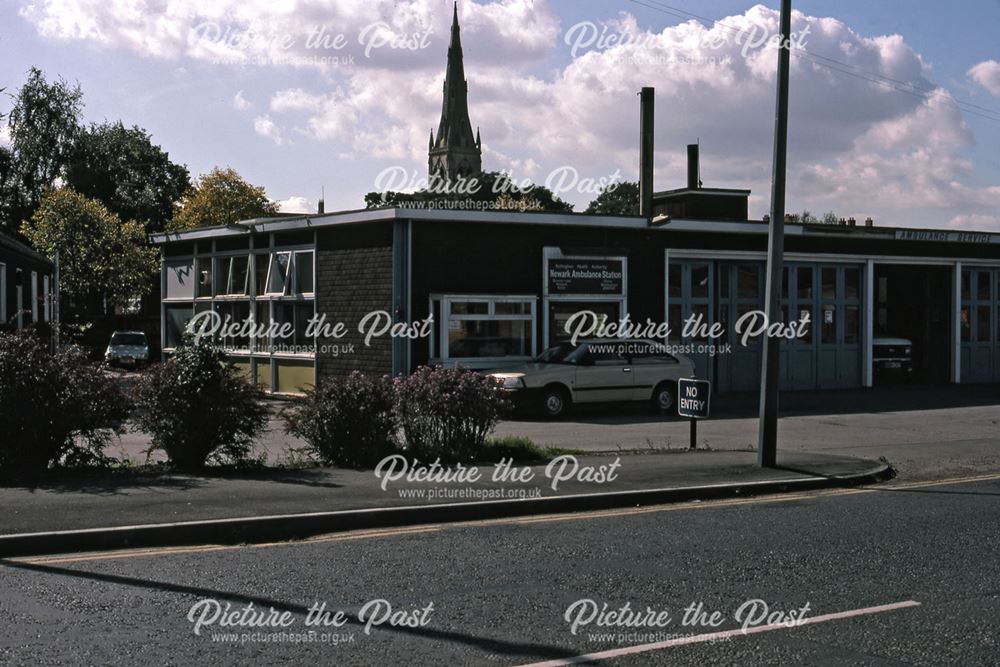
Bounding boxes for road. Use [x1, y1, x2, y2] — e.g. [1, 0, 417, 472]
[3, 474, 998, 666]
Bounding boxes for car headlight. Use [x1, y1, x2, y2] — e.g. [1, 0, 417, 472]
[501, 376, 526, 389]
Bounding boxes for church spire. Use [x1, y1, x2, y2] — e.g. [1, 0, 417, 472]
[428, 1, 482, 181]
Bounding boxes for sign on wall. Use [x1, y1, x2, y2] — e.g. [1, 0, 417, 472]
[547, 258, 624, 295]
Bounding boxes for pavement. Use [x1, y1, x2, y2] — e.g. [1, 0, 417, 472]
[3, 382, 998, 556]
[0, 451, 888, 555]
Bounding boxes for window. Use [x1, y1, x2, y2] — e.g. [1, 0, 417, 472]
[214, 256, 250, 296]
[273, 301, 315, 354]
[436, 295, 535, 362]
[737, 265, 760, 299]
[690, 264, 709, 299]
[668, 263, 682, 299]
[31, 271, 38, 323]
[266, 252, 291, 295]
[15, 269, 23, 329]
[293, 251, 314, 294]
[165, 260, 194, 299]
[254, 253, 270, 296]
[43, 275, 50, 322]
[216, 301, 251, 350]
[0, 263, 5, 324]
[164, 305, 193, 349]
[196, 257, 213, 298]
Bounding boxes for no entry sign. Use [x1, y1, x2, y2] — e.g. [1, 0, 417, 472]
[677, 378, 711, 419]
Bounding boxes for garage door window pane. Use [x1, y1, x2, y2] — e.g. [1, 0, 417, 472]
[822, 268, 836, 299]
[737, 265, 759, 299]
[977, 306, 991, 342]
[668, 263, 682, 299]
[797, 268, 812, 299]
[691, 265, 709, 299]
[978, 272, 991, 301]
[844, 306, 859, 344]
[844, 268, 859, 300]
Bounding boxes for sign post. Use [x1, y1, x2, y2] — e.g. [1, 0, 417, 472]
[677, 377, 711, 449]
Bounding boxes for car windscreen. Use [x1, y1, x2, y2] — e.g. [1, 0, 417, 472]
[535, 343, 579, 363]
[110, 333, 147, 346]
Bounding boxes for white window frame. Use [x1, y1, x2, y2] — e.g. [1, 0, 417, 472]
[30, 271, 38, 323]
[15, 269, 23, 329]
[43, 274, 50, 322]
[292, 250, 315, 296]
[0, 263, 6, 324]
[265, 251, 292, 296]
[430, 293, 537, 368]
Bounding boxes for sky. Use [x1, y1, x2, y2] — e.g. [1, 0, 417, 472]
[1, 0, 999, 230]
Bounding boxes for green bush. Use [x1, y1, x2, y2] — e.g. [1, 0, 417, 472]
[134, 336, 267, 471]
[0, 331, 128, 474]
[283, 371, 398, 468]
[394, 365, 511, 461]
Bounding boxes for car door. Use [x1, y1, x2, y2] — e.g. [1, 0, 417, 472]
[629, 341, 684, 401]
[573, 343, 634, 403]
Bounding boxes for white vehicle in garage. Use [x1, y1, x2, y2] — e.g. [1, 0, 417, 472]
[489, 339, 697, 418]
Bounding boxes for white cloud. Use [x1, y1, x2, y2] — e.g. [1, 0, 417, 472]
[253, 115, 284, 145]
[232, 90, 252, 111]
[275, 195, 313, 214]
[967, 59, 1000, 96]
[17, 0, 559, 70]
[0, 124, 10, 148]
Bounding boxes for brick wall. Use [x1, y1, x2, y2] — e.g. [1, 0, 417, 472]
[315, 225, 393, 383]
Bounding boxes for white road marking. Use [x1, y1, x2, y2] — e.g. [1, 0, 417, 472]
[512, 600, 921, 667]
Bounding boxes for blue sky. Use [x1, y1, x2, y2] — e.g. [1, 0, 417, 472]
[2, 0, 998, 228]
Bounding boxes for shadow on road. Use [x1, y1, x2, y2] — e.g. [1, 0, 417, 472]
[0, 559, 579, 661]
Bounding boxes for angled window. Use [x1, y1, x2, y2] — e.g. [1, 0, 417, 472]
[266, 252, 291, 295]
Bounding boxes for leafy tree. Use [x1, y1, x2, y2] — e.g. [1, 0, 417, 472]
[170, 167, 279, 231]
[820, 211, 840, 225]
[365, 170, 573, 213]
[585, 181, 639, 215]
[65, 121, 190, 234]
[3, 68, 83, 235]
[21, 188, 157, 310]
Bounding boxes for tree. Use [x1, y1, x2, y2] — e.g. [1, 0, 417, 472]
[170, 167, 279, 231]
[364, 170, 574, 213]
[21, 188, 157, 310]
[3, 68, 83, 235]
[585, 181, 639, 215]
[65, 121, 190, 234]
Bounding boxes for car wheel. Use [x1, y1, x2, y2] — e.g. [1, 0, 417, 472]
[652, 382, 676, 415]
[541, 386, 570, 419]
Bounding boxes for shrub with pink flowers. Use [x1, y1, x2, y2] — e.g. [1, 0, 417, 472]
[394, 365, 511, 461]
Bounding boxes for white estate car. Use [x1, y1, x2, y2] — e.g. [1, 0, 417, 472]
[489, 339, 696, 418]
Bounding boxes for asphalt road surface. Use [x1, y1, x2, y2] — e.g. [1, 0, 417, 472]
[2, 474, 998, 666]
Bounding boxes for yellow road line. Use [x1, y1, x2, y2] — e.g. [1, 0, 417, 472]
[10, 472, 1000, 566]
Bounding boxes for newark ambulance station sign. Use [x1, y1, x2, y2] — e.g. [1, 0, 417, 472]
[548, 259, 624, 295]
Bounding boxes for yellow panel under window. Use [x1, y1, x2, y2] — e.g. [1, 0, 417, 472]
[230, 359, 252, 383]
[275, 359, 315, 394]
[256, 360, 272, 390]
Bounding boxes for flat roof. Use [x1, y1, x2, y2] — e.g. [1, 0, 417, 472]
[149, 206, 1000, 247]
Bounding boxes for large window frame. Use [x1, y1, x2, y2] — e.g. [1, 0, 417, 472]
[429, 294, 537, 367]
[160, 236, 317, 394]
